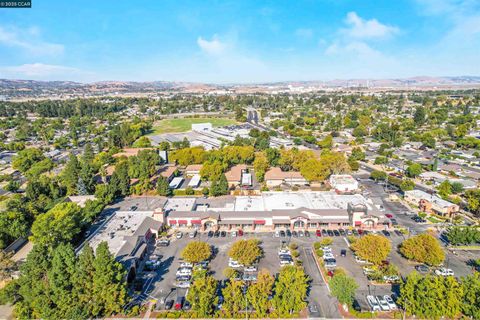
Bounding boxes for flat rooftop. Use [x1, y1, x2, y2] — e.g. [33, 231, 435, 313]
[233, 192, 372, 212]
[88, 210, 152, 257]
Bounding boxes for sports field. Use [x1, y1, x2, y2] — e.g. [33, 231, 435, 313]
[148, 117, 237, 135]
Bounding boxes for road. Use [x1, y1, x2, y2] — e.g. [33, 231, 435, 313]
[301, 247, 341, 319]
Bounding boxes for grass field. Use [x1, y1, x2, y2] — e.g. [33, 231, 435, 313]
[148, 117, 238, 135]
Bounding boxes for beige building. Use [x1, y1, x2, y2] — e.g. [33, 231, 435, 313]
[264, 167, 308, 187]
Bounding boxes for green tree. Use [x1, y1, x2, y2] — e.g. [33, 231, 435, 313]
[181, 241, 211, 263]
[253, 152, 269, 182]
[91, 242, 127, 317]
[461, 272, 480, 319]
[399, 233, 445, 266]
[330, 273, 358, 306]
[246, 269, 274, 317]
[272, 266, 308, 316]
[229, 239, 262, 266]
[62, 153, 81, 195]
[221, 280, 245, 317]
[465, 189, 480, 215]
[370, 170, 387, 181]
[186, 275, 218, 317]
[438, 180, 453, 199]
[12, 148, 45, 173]
[400, 179, 415, 191]
[156, 175, 172, 196]
[30, 202, 82, 247]
[210, 173, 229, 197]
[350, 234, 391, 265]
[406, 163, 422, 177]
[414, 106, 426, 125]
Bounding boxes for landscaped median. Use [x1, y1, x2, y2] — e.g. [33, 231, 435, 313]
[311, 240, 380, 319]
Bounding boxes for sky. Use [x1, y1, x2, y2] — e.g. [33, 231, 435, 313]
[0, 0, 479, 83]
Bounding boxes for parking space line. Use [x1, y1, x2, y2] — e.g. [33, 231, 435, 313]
[343, 237, 350, 248]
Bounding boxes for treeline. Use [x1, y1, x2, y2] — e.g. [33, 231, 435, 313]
[399, 272, 480, 319]
[0, 242, 127, 319]
[0, 99, 127, 118]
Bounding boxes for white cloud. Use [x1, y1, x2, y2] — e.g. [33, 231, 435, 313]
[197, 35, 226, 56]
[0, 63, 86, 79]
[342, 12, 399, 40]
[0, 25, 64, 56]
[295, 28, 313, 39]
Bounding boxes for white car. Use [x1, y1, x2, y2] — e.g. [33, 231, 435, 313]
[323, 253, 335, 260]
[322, 246, 332, 253]
[376, 295, 390, 311]
[175, 281, 191, 288]
[176, 268, 192, 276]
[244, 265, 257, 272]
[367, 295, 381, 311]
[435, 268, 454, 276]
[278, 249, 291, 256]
[180, 262, 193, 268]
[354, 255, 371, 264]
[231, 231, 237, 237]
[188, 230, 196, 238]
[176, 232, 183, 239]
[383, 275, 400, 282]
[274, 230, 280, 238]
[384, 295, 397, 310]
[228, 259, 243, 268]
[280, 259, 294, 266]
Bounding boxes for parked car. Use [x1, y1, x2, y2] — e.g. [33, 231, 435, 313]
[385, 213, 393, 218]
[176, 232, 183, 239]
[183, 300, 191, 311]
[208, 231, 214, 238]
[333, 230, 340, 236]
[275, 230, 280, 238]
[382, 230, 391, 237]
[323, 253, 335, 260]
[327, 230, 334, 237]
[384, 295, 397, 310]
[244, 265, 257, 272]
[165, 299, 174, 310]
[316, 229, 322, 237]
[305, 230, 310, 237]
[156, 238, 170, 247]
[188, 230, 196, 238]
[279, 230, 286, 237]
[367, 295, 380, 311]
[180, 262, 193, 268]
[340, 249, 347, 257]
[175, 281, 191, 288]
[231, 231, 237, 237]
[220, 231, 226, 237]
[376, 295, 390, 311]
[174, 297, 184, 310]
[176, 268, 192, 277]
[415, 264, 430, 273]
[435, 268, 454, 276]
[228, 258, 243, 268]
[339, 228, 345, 236]
[298, 230, 304, 237]
[238, 229, 244, 236]
[214, 230, 220, 237]
[286, 229, 292, 237]
[278, 248, 291, 256]
[321, 229, 328, 236]
[292, 231, 298, 237]
[324, 258, 336, 268]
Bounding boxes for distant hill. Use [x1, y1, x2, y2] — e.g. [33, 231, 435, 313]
[1, 76, 479, 99]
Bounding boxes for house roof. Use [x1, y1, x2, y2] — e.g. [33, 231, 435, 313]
[264, 167, 304, 180]
[160, 166, 177, 178]
[113, 148, 155, 158]
[185, 164, 203, 172]
[224, 164, 247, 182]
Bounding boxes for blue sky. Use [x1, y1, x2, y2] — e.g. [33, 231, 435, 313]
[0, 0, 479, 83]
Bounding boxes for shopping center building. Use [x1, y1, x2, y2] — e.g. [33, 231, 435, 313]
[163, 192, 390, 231]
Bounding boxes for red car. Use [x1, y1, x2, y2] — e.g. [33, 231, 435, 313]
[238, 229, 244, 236]
[327, 270, 334, 277]
[357, 229, 363, 235]
[316, 230, 322, 237]
[385, 214, 393, 218]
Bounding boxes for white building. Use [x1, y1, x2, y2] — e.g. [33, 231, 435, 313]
[329, 175, 359, 193]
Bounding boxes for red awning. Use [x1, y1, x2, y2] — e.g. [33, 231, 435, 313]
[355, 221, 362, 226]
[253, 220, 266, 225]
[178, 220, 188, 224]
[169, 220, 177, 224]
[191, 220, 202, 225]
